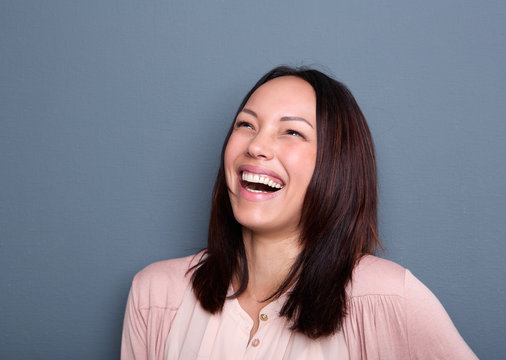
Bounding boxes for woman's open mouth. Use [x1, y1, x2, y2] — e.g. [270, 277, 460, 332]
[240, 171, 285, 193]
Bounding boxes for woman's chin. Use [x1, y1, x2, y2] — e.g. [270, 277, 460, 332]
[234, 213, 300, 239]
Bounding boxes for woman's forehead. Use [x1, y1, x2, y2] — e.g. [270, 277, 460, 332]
[243, 76, 316, 121]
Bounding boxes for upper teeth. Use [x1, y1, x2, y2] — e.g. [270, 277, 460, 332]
[242, 172, 283, 189]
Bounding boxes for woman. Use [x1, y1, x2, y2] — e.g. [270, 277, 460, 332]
[121, 67, 477, 359]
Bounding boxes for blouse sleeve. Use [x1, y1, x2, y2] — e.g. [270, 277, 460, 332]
[404, 270, 478, 359]
[121, 276, 148, 360]
[120, 256, 196, 360]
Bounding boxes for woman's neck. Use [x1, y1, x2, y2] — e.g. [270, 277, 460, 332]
[240, 228, 302, 300]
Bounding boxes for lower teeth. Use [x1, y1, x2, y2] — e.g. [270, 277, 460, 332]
[246, 187, 269, 193]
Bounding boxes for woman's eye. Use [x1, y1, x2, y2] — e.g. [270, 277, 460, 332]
[285, 129, 305, 139]
[235, 121, 253, 129]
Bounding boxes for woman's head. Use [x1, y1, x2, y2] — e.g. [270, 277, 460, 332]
[215, 66, 378, 255]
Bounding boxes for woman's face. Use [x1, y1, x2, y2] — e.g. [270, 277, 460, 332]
[224, 76, 317, 237]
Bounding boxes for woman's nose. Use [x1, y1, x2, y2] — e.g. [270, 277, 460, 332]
[246, 132, 274, 160]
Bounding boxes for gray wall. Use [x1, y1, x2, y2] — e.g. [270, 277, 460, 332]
[1, 1, 504, 358]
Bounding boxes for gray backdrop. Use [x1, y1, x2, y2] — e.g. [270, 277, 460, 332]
[1, 1, 504, 359]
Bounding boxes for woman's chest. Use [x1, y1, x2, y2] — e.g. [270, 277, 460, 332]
[165, 287, 349, 360]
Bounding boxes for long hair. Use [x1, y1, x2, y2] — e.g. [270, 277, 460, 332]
[191, 66, 379, 338]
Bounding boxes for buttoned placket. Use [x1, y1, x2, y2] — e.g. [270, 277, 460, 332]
[243, 303, 283, 359]
[224, 285, 291, 359]
[248, 312, 269, 348]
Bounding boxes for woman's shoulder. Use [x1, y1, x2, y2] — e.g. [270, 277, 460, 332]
[130, 252, 203, 310]
[133, 252, 201, 284]
[348, 254, 410, 298]
[346, 255, 478, 359]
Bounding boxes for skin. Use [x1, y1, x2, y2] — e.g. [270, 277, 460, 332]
[224, 76, 317, 341]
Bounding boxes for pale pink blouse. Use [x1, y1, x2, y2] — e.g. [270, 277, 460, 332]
[121, 254, 477, 359]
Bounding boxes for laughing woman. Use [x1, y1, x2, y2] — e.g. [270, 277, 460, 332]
[121, 67, 477, 359]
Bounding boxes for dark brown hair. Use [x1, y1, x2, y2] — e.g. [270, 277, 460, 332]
[191, 66, 379, 338]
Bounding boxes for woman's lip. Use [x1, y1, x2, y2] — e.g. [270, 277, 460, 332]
[238, 165, 285, 185]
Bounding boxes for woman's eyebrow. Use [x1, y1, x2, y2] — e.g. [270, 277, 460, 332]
[240, 108, 313, 128]
[240, 108, 257, 117]
[280, 116, 313, 128]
